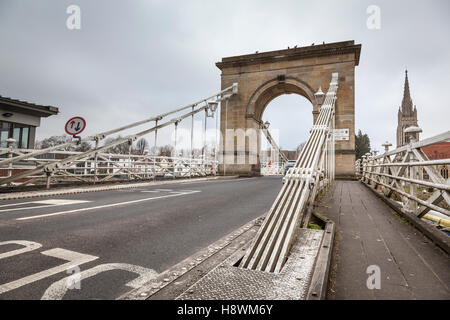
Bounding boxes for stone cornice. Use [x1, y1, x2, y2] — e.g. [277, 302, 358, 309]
[216, 40, 361, 70]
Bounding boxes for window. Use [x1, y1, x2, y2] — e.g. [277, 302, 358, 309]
[0, 122, 12, 148]
[441, 167, 449, 179]
[0, 121, 31, 149]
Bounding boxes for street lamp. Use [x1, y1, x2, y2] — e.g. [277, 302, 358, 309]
[314, 86, 325, 105]
[206, 101, 218, 118]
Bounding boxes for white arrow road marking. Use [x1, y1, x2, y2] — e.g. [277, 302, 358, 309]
[0, 199, 91, 213]
[17, 190, 200, 221]
[0, 240, 42, 259]
[41, 263, 158, 300]
[0, 248, 98, 295]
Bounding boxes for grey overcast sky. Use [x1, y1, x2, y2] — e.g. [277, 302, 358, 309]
[0, 0, 449, 151]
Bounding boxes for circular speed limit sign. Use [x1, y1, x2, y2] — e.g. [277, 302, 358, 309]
[65, 116, 86, 135]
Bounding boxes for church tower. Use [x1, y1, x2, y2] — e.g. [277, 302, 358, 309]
[396, 70, 419, 147]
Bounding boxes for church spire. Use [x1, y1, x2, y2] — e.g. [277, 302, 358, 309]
[401, 69, 413, 115]
[396, 70, 419, 147]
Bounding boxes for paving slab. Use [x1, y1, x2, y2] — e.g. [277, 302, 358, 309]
[318, 180, 450, 300]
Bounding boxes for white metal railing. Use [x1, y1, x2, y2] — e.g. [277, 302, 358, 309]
[0, 148, 218, 188]
[356, 131, 450, 219]
[260, 161, 285, 176]
[0, 83, 238, 190]
[240, 73, 338, 273]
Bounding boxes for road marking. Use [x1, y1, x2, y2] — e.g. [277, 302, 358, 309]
[0, 202, 36, 208]
[0, 199, 91, 213]
[0, 240, 42, 259]
[140, 190, 160, 193]
[179, 177, 257, 186]
[41, 263, 158, 300]
[17, 190, 201, 221]
[154, 189, 173, 192]
[0, 248, 98, 295]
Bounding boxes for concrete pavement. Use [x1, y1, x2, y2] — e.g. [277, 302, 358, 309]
[318, 181, 450, 300]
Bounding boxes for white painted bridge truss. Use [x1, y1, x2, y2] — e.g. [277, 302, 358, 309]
[240, 73, 338, 273]
[0, 84, 238, 189]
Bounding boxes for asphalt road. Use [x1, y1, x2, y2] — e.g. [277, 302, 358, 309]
[0, 176, 282, 300]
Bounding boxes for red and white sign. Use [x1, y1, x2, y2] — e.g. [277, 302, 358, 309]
[65, 116, 86, 135]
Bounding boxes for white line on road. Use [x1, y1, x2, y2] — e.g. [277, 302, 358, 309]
[0, 240, 42, 259]
[0, 202, 35, 208]
[41, 263, 158, 300]
[141, 189, 197, 193]
[0, 199, 91, 213]
[16, 190, 201, 221]
[0, 248, 98, 295]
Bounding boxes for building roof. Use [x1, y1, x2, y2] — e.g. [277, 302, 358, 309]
[0, 95, 59, 118]
[422, 142, 450, 160]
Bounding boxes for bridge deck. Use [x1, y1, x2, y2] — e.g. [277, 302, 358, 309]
[318, 180, 449, 300]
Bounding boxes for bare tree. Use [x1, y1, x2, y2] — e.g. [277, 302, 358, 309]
[135, 138, 149, 155]
[37, 135, 72, 150]
[296, 141, 306, 155]
[36, 134, 92, 152]
[103, 135, 131, 154]
[159, 145, 174, 157]
[74, 141, 92, 152]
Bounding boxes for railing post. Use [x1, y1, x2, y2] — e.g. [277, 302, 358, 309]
[367, 153, 374, 187]
[361, 155, 367, 183]
[45, 172, 52, 189]
[6, 138, 16, 186]
[93, 138, 99, 184]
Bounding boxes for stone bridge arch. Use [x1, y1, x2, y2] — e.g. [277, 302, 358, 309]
[216, 40, 361, 177]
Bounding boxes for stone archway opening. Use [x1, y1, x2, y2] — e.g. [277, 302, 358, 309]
[259, 93, 313, 175]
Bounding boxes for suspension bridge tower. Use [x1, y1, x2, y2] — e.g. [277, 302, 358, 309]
[216, 40, 361, 178]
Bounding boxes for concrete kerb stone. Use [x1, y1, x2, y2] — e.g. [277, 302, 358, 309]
[0, 176, 240, 201]
[306, 215, 335, 300]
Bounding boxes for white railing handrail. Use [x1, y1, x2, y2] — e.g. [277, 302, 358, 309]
[375, 130, 450, 159]
[356, 131, 450, 220]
